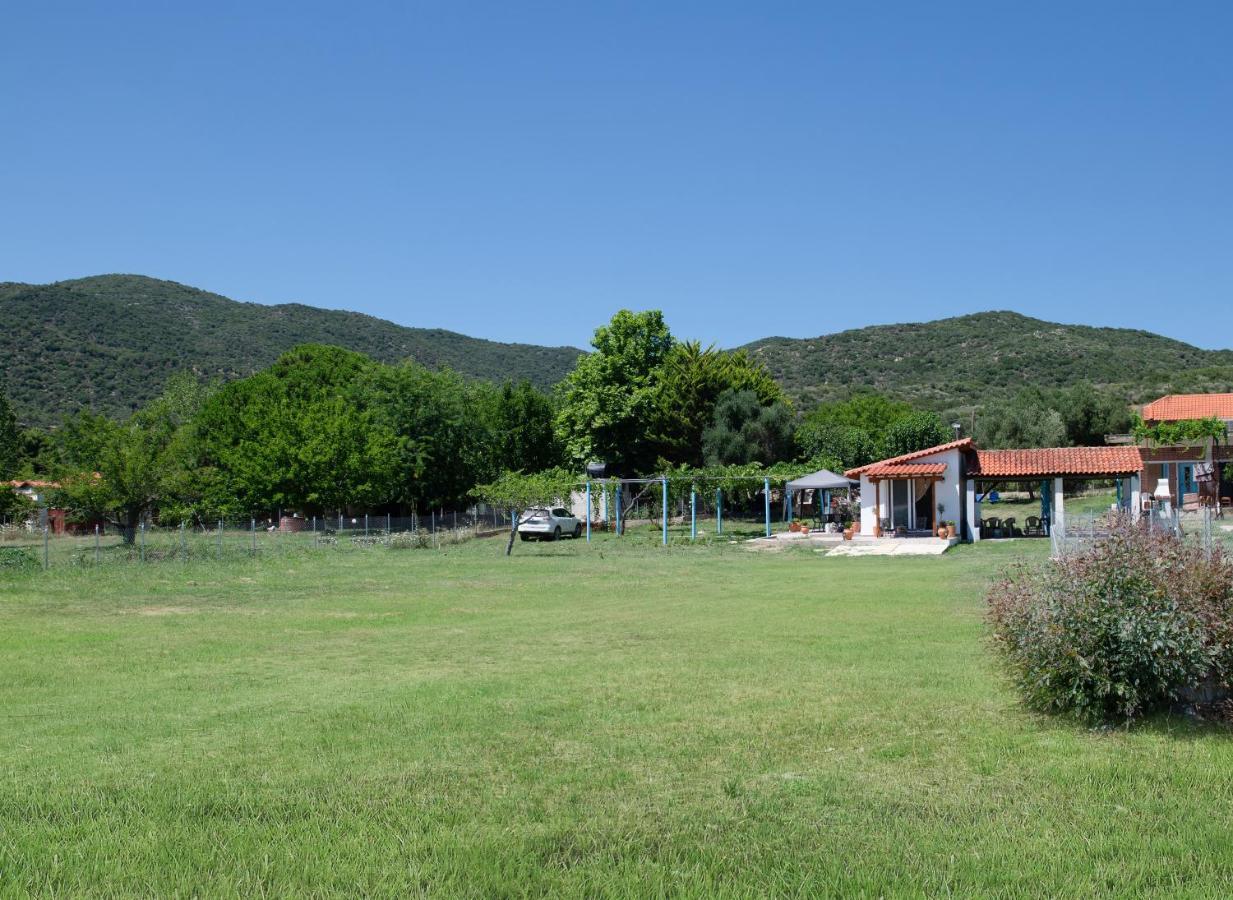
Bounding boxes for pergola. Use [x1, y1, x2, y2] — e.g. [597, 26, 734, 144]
[968, 446, 1144, 539]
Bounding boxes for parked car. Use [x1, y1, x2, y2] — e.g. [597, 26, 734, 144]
[518, 507, 582, 541]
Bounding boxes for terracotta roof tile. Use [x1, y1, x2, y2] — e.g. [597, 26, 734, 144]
[845, 438, 973, 478]
[1142, 394, 1233, 421]
[864, 462, 948, 478]
[973, 447, 1143, 478]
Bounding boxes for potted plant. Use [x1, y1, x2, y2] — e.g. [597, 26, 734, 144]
[800, 523, 811, 535]
[945, 520, 957, 539]
[937, 523, 948, 538]
[789, 520, 801, 533]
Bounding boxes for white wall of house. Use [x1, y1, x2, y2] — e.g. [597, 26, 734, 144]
[855, 448, 965, 536]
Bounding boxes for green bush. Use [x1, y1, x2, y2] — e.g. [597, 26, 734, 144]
[0, 547, 38, 573]
[987, 521, 1233, 723]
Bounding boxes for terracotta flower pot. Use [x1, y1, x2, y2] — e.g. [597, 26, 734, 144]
[946, 524, 956, 538]
[789, 522, 800, 533]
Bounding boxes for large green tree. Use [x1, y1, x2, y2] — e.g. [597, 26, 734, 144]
[555, 310, 675, 474]
[650, 342, 784, 467]
[702, 389, 796, 466]
[52, 373, 214, 540]
[193, 345, 398, 513]
[977, 389, 1068, 449]
[880, 411, 953, 458]
[0, 379, 21, 479]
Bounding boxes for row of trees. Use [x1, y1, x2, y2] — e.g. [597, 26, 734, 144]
[0, 308, 1144, 532]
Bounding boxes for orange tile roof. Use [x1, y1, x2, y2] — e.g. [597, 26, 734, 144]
[7, 479, 60, 489]
[845, 438, 973, 478]
[1142, 394, 1233, 422]
[864, 462, 948, 479]
[973, 447, 1143, 478]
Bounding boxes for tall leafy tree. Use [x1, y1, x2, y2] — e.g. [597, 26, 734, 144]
[479, 380, 561, 474]
[193, 345, 398, 513]
[0, 379, 20, 479]
[976, 389, 1067, 449]
[702, 389, 795, 466]
[650, 342, 785, 467]
[555, 310, 675, 474]
[53, 373, 215, 540]
[880, 411, 953, 458]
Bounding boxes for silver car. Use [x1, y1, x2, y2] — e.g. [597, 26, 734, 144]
[518, 506, 582, 541]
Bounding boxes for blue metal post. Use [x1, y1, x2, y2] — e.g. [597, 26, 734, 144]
[1041, 479, 1050, 533]
[764, 477, 771, 537]
[690, 488, 697, 540]
[661, 477, 668, 545]
[716, 488, 723, 535]
[585, 480, 592, 542]
[615, 484, 622, 536]
[786, 488, 793, 525]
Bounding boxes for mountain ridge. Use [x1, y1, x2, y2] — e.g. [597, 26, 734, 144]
[0, 274, 584, 426]
[4, 274, 1232, 428]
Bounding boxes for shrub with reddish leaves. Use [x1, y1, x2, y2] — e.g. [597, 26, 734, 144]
[987, 521, 1233, 723]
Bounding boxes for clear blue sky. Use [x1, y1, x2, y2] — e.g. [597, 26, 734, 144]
[3, 2, 1230, 350]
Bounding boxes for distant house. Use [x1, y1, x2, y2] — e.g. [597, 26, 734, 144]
[6, 479, 59, 506]
[1133, 393, 1233, 509]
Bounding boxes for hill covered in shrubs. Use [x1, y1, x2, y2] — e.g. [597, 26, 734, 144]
[0, 275, 584, 427]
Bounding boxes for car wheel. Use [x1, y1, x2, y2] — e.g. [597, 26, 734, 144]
[519, 533, 531, 542]
[573, 523, 582, 539]
[553, 526, 562, 541]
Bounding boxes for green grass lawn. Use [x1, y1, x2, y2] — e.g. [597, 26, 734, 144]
[3, 534, 1233, 895]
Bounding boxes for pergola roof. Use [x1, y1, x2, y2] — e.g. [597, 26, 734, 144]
[845, 438, 973, 478]
[848, 439, 1145, 482]
[864, 462, 947, 479]
[972, 446, 1143, 478]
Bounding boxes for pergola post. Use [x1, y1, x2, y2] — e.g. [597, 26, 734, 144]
[965, 477, 979, 542]
[615, 483, 622, 536]
[1130, 474, 1142, 522]
[690, 488, 697, 540]
[1052, 477, 1066, 539]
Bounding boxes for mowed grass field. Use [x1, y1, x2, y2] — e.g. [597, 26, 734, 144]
[3, 534, 1233, 896]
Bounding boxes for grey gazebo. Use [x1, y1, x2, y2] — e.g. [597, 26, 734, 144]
[784, 468, 856, 524]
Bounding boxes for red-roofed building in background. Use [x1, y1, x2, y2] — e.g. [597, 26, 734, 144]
[1134, 393, 1233, 510]
[847, 440, 1147, 541]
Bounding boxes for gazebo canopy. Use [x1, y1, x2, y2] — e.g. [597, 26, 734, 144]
[785, 469, 855, 491]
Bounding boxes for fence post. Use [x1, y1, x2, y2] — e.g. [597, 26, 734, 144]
[615, 484, 622, 536]
[218, 519, 223, 558]
[140, 521, 146, 563]
[43, 524, 49, 570]
[662, 477, 669, 546]
[585, 481, 591, 542]
[387, 513, 391, 534]
[764, 478, 771, 538]
[180, 521, 187, 561]
[691, 488, 697, 540]
[251, 517, 256, 555]
[365, 513, 369, 537]
[716, 488, 723, 535]
[95, 523, 100, 566]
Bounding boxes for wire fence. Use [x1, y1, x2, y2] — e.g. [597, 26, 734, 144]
[0, 507, 517, 573]
[1051, 507, 1233, 558]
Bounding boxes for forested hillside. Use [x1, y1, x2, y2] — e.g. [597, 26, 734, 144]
[742, 311, 1233, 415]
[1, 275, 583, 426]
[5, 276, 1233, 430]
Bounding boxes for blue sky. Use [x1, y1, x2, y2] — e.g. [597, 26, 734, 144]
[2, 1, 1230, 350]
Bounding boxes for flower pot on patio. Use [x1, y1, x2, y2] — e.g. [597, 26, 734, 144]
[789, 521, 801, 533]
[937, 525, 947, 538]
[946, 523, 956, 539]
